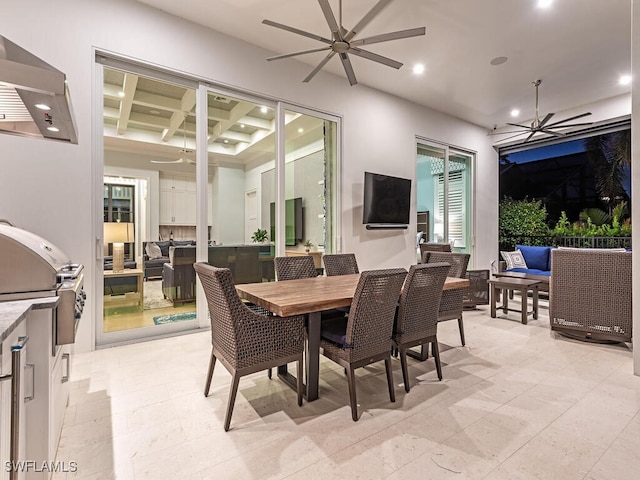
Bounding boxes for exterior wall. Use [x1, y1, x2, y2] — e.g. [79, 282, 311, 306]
[0, 0, 628, 352]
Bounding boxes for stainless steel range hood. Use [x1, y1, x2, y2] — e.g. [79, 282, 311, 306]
[0, 35, 78, 144]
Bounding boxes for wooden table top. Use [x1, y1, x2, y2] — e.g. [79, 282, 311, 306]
[236, 274, 470, 317]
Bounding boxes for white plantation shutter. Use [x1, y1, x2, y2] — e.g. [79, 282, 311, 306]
[434, 167, 466, 245]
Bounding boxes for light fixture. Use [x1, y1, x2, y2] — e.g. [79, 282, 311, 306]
[103, 222, 134, 272]
[240, 124, 245, 129]
[412, 63, 425, 75]
[35, 103, 51, 110]
[46, 127, 60, 132]
[260, 106, 268, 114]
[510, 109, 520, 117]
[537, 0, 553, 8]
[297, 128, 304, 133]
[619, 74, 632, 85]
[118, 91, 125, 98]
[490, 56, 508, 66]
[223, 139, 229, 144]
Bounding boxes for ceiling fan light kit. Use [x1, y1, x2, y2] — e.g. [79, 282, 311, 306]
[263, 0, 426, 86]
[492, 79, 593, 143]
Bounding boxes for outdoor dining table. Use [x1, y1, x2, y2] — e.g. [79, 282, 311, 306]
[236, 273, 470, 401]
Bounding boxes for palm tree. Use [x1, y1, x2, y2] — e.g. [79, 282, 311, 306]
[584, 130, 631, 207]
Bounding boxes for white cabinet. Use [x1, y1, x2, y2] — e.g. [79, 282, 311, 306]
[159, 174, 196, 225]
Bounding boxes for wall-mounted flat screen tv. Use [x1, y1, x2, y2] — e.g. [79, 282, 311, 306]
[363, 172, 411, 227]
[270, 198, 303, 246]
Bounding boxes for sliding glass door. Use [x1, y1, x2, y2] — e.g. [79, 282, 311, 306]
[416, 141, 473, 255]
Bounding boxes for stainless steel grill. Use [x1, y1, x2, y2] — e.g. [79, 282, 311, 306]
[0, 221, 85, 346]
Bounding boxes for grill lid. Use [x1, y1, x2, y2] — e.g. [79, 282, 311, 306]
[0, 223, 71, 294]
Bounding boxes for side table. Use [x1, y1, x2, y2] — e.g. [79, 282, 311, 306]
[489, 277, 541, 325]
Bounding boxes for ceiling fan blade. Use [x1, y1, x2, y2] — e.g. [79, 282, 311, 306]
[540, 129, 567, 138]
[318, 0, 342, 38]
[150, 159, 184, 164]
[549, 122, 594, 129]
[506, 122, 532, 129]
[348, 47, 402, 69]
[544, 112, 592, 128]
[350, 27, 426, 47]
[344, 0, 392, 41]
[492, 131, 530, 142]
[524, 131, 536, 142]
[339, 53, 358, 86]
[267, 46, 331, 61]
[488, 129, 530, 136]
[303, 51, 337, 83]
[538, 112, 554, 128]
[262, 19, 333, 45]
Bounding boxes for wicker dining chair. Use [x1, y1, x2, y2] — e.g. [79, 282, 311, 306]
[392, 263, 450, 392]
[319, 268, 407, 421]
[194, 262, 305, 431]
[426, 252, 470, 346]
[274, 255, 317, 281]
[323, 253, 360, 276]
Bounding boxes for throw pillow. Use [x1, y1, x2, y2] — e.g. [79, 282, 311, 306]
[145, 242, 163, 260]
[500, 249, 528, 270]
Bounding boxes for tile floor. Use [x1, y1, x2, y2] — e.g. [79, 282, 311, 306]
[53, 299, 640, 479]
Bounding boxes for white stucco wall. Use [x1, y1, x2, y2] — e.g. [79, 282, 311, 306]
[0, 0, 629, 353]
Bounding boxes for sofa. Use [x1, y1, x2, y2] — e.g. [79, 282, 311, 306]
[550, 248, 631, 342]
[161, 244, 274, 304]
[500, 244, 553, 276]
[143, 240, 195, 280]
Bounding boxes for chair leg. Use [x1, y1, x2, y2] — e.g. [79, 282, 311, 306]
[432, 341, 443, 381]
[268, 368, 272, 379]
[399, 347, 410, 393]
[458, 316, 466, 346]
[346, 366, 359, 421]
[204, 350, 216, 397]
[385, 356, 396, 403]
[421, 343, 429, 360]
[296, 358, 303, 407]
[224, 372, 241, 432]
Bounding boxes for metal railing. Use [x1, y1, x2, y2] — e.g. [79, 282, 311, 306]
[499, 235, 631, 252]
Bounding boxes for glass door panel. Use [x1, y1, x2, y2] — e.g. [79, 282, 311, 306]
[417, 144, 446, 243]
[282, 109, 338, 273]
[99, 64, 198, 344]
[206, 90, 276, 283]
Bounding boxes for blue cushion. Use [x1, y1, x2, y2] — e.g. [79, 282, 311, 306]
[320, 316, 348, 346]
[516, 245, 551, 272]
[507, 267, 551, 276]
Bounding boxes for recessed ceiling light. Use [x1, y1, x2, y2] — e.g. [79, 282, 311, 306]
[35, 104, 51, 110]
[297, 128, 304, 133]
[412, 63, 425, 75]
[490, 56, 508, 66]
[510, 109, 520, 117]
[118, 91, 125, 98]
[240, 124, 245, 129]
[537, 0, 553, 8]
[149, 109, 160, 115]
[260, 106, 268, 114]
[619, 74, 632, 85]
[46, 126, 59, 132]
[223, 139, 229, 144]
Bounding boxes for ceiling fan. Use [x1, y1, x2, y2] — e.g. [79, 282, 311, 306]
[492, 79, 593, 143]
[151, 113, 196, 165]
[262, 0, 426, 86]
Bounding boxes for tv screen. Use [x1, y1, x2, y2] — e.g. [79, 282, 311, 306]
[270, 198, 303, 246]
[363, 172, 411, 225]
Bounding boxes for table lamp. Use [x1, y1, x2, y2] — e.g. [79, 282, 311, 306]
[104, 222, 134, 272]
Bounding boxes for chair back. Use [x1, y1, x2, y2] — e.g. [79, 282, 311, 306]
[274, 255, 317, 281]
[346, 269, 407, 361]
[194, 262, 244, 361]
[396, 263, 450, 341]
[323, 253, 359, 276]
[420, 243, 451, 263]
[427, 252, 470, 278]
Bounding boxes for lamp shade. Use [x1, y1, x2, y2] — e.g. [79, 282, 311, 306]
[104, 222, 134, 244]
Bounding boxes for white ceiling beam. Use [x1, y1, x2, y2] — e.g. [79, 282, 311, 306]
[237, 115, 272, 130]
[116, 73, 139, 135]
[208, 100, 255, 144]
[161, 89, 196, 142]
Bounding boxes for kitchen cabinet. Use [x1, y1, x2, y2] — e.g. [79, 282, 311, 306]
[159, 174, 196, 225]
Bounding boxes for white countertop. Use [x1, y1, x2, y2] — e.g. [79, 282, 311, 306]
[0, 297, 59, 349]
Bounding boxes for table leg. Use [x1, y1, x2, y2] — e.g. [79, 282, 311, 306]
[532, 286, 539, 320]
[490, 284, 497, 318]
[305, 311, 321, 401]
[520, 287, 528, 325]
[503, 287, 509, 313]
